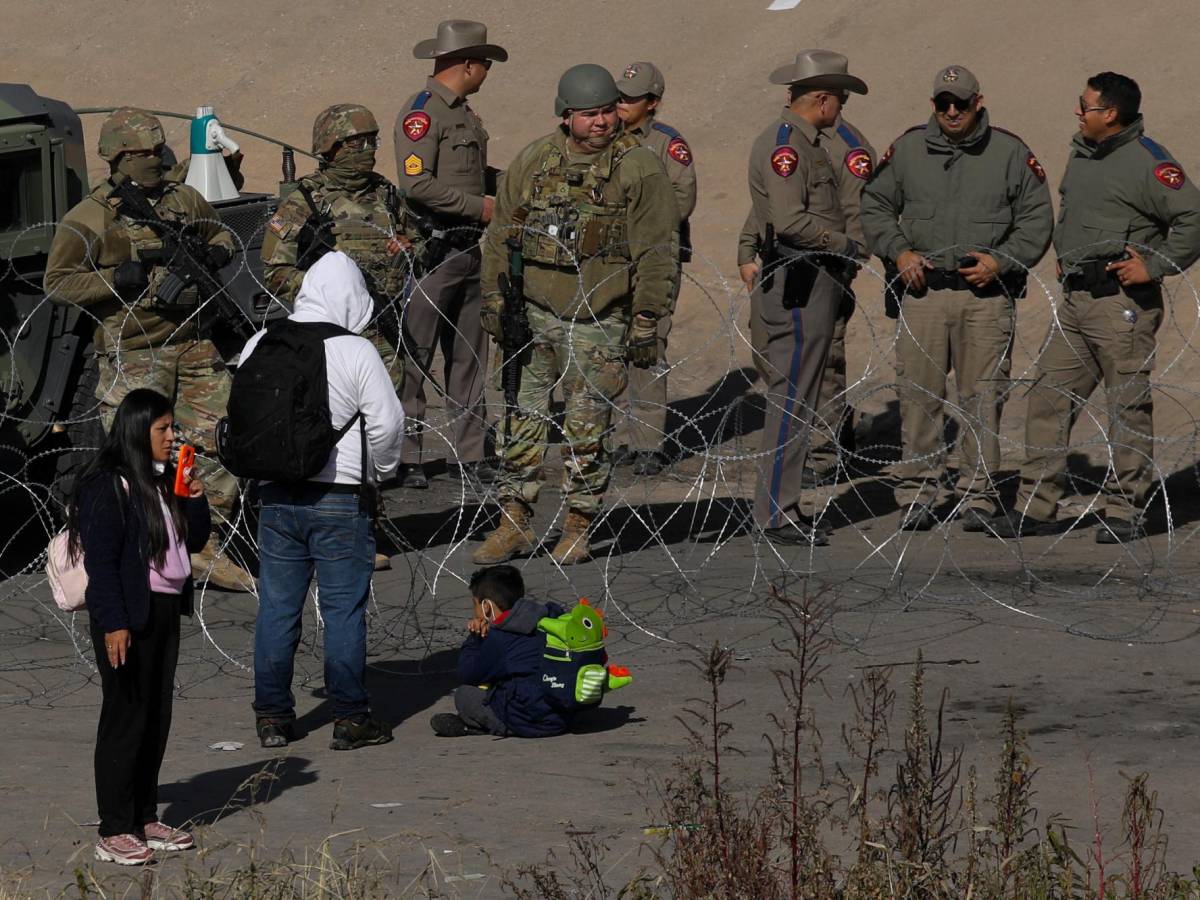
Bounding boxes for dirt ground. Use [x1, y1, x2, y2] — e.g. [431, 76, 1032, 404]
[3, 458, 1200, 893]
[5, 0, 1200, 893]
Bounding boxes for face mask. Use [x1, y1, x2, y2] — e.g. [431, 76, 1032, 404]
[333, 147, 377, 174]
[117, 152, 164, 189]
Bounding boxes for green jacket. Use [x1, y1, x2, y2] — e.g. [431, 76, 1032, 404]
[861, 110, 1053, 274]
[1055, 117, 1200, 280]
[482, 128, 678, 320]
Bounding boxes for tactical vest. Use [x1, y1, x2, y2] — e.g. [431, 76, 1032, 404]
[300, 177, 413, 305]
[114, 186, 201, 310]
[519, 133, 639, 268]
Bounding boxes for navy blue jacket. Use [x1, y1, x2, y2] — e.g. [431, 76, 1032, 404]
[77, 471, 211, 634]
[458, 598, 566, 738]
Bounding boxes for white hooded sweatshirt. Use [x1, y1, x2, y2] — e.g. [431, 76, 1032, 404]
[238, 251, 404, 485]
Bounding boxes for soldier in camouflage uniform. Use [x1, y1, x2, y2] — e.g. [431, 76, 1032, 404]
[613, 61, 697, 476]
[43, 108, 253, 591]
[472, 64, 679, 566]
[261, 104, 419, 399]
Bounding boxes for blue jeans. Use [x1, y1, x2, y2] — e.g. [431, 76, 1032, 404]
[253, 484, 375, 720]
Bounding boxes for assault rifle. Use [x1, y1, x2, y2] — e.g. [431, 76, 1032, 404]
[495, 236, 532, 442]
[110, 176, 252, 340]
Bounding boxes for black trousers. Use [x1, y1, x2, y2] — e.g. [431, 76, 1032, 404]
[90, 593, 181, 837]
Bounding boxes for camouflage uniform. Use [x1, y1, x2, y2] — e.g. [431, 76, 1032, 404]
[43, 110, 239, 525]
[474, 122, 677, 563]
[613, 62, 697, 462]
[261, 104, 419, 395]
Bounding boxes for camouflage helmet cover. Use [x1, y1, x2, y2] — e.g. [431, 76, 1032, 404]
[97, 107, 166, 162]
[312, 103, 379, 156]
[555, 64, 620, 117]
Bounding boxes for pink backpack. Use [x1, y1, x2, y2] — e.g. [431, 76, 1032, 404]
[46, 530, 87, 612]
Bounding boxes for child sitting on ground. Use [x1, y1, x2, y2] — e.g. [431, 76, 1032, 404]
[430, 565, 567, 738]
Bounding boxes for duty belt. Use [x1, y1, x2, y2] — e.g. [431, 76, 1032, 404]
[1061, 257, 1124, 298]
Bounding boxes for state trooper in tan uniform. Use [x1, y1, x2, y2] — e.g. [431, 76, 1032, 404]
[613, 61, 697, 475]
[737, 50, 868, 545]
[747, 109, 876, 486]
[993, 71, 1200, 542]
[394, 20, 506, 489]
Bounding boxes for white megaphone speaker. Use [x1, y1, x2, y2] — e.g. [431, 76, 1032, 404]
[185, 106, 241, 202]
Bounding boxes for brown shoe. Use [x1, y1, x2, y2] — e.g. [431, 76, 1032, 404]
[191, 538, 255, 593]
[472, 501, 537, 565]
[550, 509, 593, 566]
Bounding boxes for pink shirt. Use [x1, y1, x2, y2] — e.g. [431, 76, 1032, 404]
[149, 495, 190, 595]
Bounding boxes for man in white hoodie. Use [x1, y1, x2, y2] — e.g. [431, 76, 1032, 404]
[240, 252, 404, 751]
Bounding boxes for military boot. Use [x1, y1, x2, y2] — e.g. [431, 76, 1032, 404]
[472, 501, 537, 565]
[549, 510, 594, 566]
[191, 537, 256, 593]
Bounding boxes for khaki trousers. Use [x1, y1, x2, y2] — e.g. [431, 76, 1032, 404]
[752, 265, 841, 528]
[1016, 289, 1161, 522]
[892, 288, 1013, 513]
[807, 295, 854, 471]
[400, 245, 490, 464]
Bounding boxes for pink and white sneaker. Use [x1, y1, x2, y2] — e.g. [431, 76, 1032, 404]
[143, 821, 194, 851]
[94, 833, 153, 865]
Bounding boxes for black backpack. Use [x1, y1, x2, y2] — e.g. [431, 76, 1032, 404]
[217, 320, 362, 482]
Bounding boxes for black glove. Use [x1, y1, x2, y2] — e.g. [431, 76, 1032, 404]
[205, 244, 232, 270]
[627, 314, 659, 369]
[113, 260, 149, 293]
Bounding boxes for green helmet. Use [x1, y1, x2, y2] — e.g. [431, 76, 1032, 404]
[97, 107, 165, 162]
[312, 103, 379, 156]
[555, 64, 620, 117]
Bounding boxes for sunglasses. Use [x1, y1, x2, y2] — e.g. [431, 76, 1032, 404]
[470, 58, 493, 70]
[934, 94, 975, 113]
[342, 134, 380, 150]
[1077, 96, 1113, 116]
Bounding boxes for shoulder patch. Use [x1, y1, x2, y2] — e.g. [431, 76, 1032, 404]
[404, 153, 424, 176]
[651, 121, 682, 140]
[844, 147, 872, 180]
[267, 212, 287, 236]
[771, 146, 799, 178]
[410, 90, 432, 111]
[402, 110, 431, 141]
[667, 137, 692, 167]
[1154, 161, 1186, 190]
[1139, 135, 1169, 161]
[1026, 151, 1046, 183]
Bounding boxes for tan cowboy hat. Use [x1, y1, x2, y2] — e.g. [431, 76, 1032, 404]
[768, 49, 868, 94]
[413, 20, 508, 62]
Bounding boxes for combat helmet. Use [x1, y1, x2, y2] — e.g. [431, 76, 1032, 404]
[312, 104, 379, 157]
[97, 108, 166, 162]
[555, 65, 620, 116]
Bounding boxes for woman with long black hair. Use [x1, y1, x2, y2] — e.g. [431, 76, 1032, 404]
[67, 388, 211, 865]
